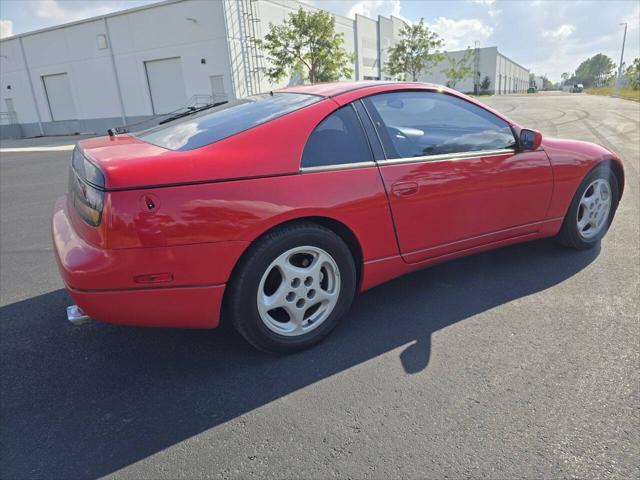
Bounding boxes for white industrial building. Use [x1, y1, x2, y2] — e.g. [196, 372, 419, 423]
[0, 0, 410, 138]
[418, 46, 530, 96]
[532, 75, 546, 90]
[0, 0, 533, 139]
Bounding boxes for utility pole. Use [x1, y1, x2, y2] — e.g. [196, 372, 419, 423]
[473, 41, 480, 95]
[616, 22, 628, 90]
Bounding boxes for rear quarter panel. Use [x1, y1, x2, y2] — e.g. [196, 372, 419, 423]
[105, 166, 399, 281]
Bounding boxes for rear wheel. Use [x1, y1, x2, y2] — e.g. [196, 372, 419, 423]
[556, 165, 619, 249]
[227, 223, 356, 353]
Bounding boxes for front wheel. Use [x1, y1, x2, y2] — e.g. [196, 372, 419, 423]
[556, 165, 619, 249]
[226, 223, 356, 353]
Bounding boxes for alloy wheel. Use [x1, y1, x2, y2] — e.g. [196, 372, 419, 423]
[257, 246, 341, 337]
[577, 178, 612, 239]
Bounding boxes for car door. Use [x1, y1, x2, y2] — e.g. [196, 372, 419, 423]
[362, 90, 553, 264]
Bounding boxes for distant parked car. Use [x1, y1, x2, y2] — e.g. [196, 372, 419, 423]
[53, 81, 624, 353]
[572, 84, 584, 93]
[527, 86, 537, 93]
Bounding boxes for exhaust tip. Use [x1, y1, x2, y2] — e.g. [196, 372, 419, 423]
[67, 305, 91, 326]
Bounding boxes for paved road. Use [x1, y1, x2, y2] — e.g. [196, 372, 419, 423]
[1, 92, 638, 479]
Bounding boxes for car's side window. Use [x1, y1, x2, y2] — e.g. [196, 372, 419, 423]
[363, 91, 517, 159]
[301, 105, 373, 168]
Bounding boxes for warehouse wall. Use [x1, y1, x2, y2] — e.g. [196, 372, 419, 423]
[0, 0, 407, 139]
[418, 46, 529, 95]
[533, 75, 545, 90]
[1, 0, 366, 138]
[251, 0, 357, 95]
[1, 0, 233, 138]
[495, 53, 529, 94]
[355, 14, 380, 80]
[378, 16, 393, 80]
[0, 38, 37, 138]
[418, 47, 497, 94]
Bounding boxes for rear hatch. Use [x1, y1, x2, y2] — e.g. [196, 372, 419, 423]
[79, 92, 325, 190]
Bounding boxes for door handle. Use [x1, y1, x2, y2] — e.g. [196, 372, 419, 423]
[391, 181, 419, 197]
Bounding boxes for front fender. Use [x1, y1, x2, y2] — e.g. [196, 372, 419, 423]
[542, 137, 623, 218]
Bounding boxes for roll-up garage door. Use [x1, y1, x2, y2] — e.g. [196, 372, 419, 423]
[42, 73, 77, 121]
[145, 57, 187, 114]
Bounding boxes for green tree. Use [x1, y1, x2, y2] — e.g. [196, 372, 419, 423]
[441, 48, 474, 89]
[575, 54, 616, 87]
[625, 58, 640, 90]
[257, 8, 353, 84]
[541, 76, 553, 90]
[385, 19, 445, 81]
[561, 72, 570, 85]
[480, 75, 491, 92]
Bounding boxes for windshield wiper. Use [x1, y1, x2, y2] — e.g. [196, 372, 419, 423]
[107, 101, 228, 137]
[158, 101, 228, 125]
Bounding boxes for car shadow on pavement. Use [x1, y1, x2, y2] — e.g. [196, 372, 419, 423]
[0, 239, 600, 479]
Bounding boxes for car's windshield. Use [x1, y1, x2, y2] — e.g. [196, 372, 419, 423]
[135, 93, 320, 151]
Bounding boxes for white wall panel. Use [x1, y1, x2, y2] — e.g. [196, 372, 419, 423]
[355, 14, 379, 80]
[0, 39, 39, 124]
[419, 46, 528, 95]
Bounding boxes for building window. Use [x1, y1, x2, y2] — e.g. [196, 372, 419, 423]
[96, 34, 108, 50]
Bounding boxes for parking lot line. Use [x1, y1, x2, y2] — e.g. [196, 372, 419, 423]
[0, 145, 75, 153]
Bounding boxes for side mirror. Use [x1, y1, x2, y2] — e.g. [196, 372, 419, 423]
[519, 129, 542, 151]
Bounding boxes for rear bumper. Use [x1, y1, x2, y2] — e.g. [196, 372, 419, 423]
[52, 196, 243, 328]
[66, 283, 225, 329]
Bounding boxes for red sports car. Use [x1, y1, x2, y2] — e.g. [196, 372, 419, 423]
[53, 82, 624, 352]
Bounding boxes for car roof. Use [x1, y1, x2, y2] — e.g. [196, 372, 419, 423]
[278, 80, 519, 129]
[278, 81, 441, 98]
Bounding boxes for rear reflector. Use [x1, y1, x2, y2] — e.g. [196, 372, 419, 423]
[134, 273, 174, 284]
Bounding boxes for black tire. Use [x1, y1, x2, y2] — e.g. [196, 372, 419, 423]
[226, 222, 357, 353]
[555, 164, 620, 249]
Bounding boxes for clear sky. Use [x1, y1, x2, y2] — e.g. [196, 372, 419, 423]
[0, 0, 638, 82]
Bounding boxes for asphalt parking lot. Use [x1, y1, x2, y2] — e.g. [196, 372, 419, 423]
[1, 92, 638, 479]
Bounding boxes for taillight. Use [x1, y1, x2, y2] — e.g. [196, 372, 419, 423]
[69, 147, 105, 226]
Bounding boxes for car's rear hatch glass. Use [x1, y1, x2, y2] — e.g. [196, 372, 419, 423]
[134, 92, 320, 151]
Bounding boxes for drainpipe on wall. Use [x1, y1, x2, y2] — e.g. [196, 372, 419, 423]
[376, 19, 381, 80]
[103, 17, 127, 126]
[354, 17, 360, 81]
[18, 37, 44, 136]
